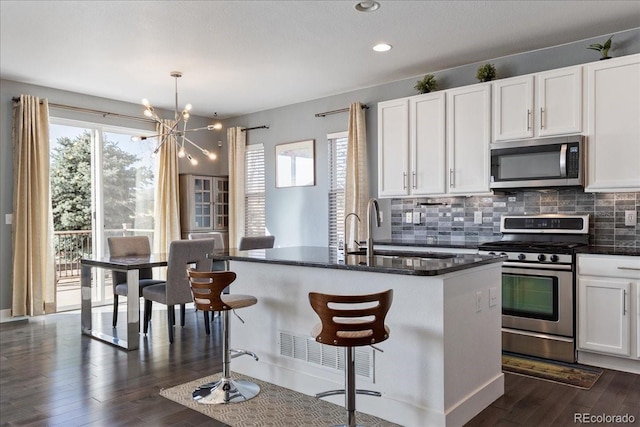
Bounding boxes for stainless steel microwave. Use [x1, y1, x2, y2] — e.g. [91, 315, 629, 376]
[490, 135, 585, 190]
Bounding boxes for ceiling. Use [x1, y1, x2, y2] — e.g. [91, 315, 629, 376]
[1, 1, 639, 119]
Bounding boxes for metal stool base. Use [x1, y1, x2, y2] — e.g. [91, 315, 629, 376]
[192, 377, 260, 404]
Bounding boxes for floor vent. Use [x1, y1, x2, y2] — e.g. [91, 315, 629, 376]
[279, 331, 374, 380]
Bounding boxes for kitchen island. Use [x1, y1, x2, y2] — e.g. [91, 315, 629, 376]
[210, 246, 504, 426]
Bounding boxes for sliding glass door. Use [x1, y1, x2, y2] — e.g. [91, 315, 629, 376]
[50, 120, 156, 311]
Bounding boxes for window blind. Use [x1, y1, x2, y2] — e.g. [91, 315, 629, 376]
[245, 144, 265, 237]
[328, 134, 348, 247]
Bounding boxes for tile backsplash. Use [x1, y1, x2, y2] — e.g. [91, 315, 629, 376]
[390, 190, 639, 248]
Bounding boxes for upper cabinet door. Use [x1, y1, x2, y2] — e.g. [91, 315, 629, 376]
[493, 76, 534, 141]
[447, 83, 491, 194]
[536, 67, 582, 137]
[493, 66, 582, 142]
[585, 54, 640, 192]
[410, 92, 446, 196]
[378, 98, 410, 197]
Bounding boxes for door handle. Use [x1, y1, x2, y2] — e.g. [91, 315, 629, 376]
[412, 171, 417, 189]
[559, 144, 567, 177]
[403, 172, 407, 189]
[449, 169, 454, 188]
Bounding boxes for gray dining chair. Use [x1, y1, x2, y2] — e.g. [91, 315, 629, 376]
[142, 238, 216, 343]
[238, 235, 275, 250]
[108, 236, 165, 328]
[188, 232, 225, 250]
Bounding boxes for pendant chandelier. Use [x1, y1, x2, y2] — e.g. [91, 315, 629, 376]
[132, 71, 221, 165]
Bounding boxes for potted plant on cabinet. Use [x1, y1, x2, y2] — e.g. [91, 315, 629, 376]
[414, 74, 437, 94]
[476, 63, 497, 82]
[587, 35, 613, 60]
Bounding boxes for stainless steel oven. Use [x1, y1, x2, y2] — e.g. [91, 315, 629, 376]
[479, 214, 590, 363]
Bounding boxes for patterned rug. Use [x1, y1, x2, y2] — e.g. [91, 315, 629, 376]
[160, 372, 401, 426]
[502, 353, 603, 389]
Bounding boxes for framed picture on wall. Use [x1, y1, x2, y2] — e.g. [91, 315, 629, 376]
[275, 139, 315, 188]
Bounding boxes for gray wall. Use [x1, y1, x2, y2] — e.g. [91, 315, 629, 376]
[1, 28, 639, 314]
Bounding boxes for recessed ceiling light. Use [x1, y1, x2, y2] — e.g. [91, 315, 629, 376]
[373, 43, 392, 52]
[355, 1, 380, 12]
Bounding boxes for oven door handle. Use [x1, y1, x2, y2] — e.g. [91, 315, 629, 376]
[502, 261, 572, 271]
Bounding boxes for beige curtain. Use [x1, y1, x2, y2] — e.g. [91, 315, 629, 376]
[345, 102, 369, 252]
[153, 120, 181, 255]
[227, 127, 246, 248]
[12, 95, 55, 316]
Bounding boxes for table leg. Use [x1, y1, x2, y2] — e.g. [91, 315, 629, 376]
[126, 269, 140, 350]
[80, 264, 92, 335]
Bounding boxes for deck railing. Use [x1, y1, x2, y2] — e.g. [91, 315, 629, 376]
[54, 230, 92, 279]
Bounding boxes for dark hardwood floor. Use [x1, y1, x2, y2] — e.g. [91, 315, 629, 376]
[1, 307, 638, 427]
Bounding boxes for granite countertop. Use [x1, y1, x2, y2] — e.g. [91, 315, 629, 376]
[576, 245, 640, 257]
[208, 246, 503, 276]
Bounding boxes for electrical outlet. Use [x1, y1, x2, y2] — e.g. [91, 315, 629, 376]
[625, 210, 637, 226]
[5, 214, 12, 225]
[489, 287, 498, 307]
[412, 210, 421, 224]
[405, 212, 412, 223]
[475, 291, 482, 312]
[474, 211, 483, 224]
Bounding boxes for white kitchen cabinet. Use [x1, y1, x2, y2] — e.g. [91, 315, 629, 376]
[492, 66, 582, 141]
[378, 93, 446, 197]
[446, 83, 492, 194]
[378, 98, 410, 197]
[578, 276, 631, 356]
[410, 92, 446, 195]
[585, 54, 640, 192]
[577, 254, 640, 373]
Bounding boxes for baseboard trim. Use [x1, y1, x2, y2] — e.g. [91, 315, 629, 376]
[0, 308, 27, 324]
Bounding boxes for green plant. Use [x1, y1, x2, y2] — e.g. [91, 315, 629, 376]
[587, 35, 613, 59]
[476, 63, 497, 82]
[414, 74, 437, 94]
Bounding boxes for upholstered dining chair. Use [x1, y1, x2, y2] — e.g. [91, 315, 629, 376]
[188, 232, 225, 250]
[107, 236, 165, 328]
[238, 235, 275, 250]
[142, 238, 216, 343]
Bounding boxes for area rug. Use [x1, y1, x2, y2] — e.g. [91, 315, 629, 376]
[502, 353, 603, 389]
[160, 372, 401, 426]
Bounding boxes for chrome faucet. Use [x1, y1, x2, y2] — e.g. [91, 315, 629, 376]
[366, 198, 381, 260]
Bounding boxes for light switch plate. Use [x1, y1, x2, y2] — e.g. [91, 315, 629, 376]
[412, 210, 421, 224]
[405, 212, 412, 223]
[474, 211, 483, 224]
[5, 214, 12, 225]
[625, 210, 637, 226]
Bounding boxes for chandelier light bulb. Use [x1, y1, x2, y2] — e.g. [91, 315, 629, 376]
[144, 109, 153, 118]
[184, 103, 192, 111]
[178, 146, 186, 158]
[203, 149, 217, 160]
[187, 154, 198, 165]
[212, 123, 223, 130]
[142, 98, 151, 107]
[131, 136, 141, 142]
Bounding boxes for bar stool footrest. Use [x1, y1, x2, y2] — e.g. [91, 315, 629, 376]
[230, 348, 259, 361]
[315, 388, 381, 399]
[192, 377, 260, 404]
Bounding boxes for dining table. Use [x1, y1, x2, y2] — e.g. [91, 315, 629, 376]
[80, 253, 167, 350]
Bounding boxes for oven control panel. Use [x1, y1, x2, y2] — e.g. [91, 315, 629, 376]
[478, 250, 573, 265]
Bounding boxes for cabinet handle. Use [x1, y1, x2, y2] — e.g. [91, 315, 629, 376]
[540, 107, 545, 129]
[527, 109, 532, 131]
[449, 169, 454, 188]
[403, 172, 407, 189]
[623, 290, 627, 316]
[412, 171, 417, 189]
[617, 266, 640, 271]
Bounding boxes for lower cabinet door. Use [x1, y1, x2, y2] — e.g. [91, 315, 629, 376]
[578, 277, 631, 356]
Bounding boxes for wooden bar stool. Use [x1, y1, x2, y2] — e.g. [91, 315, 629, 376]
[309, 289, 393, 427]
[187, 269, 260, 404]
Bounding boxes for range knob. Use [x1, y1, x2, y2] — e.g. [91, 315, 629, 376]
[537, 254, 546, 262]
[517, 253, 526, 261]
[499, 252, 507, 257]
[488, 252, 496, 256]
[550, 254, 559, 263]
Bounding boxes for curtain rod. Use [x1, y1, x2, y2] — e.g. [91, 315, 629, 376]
[241, 125, 269, 132]
[12, 96, 157, 124]
[315, 104, 369, 118]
